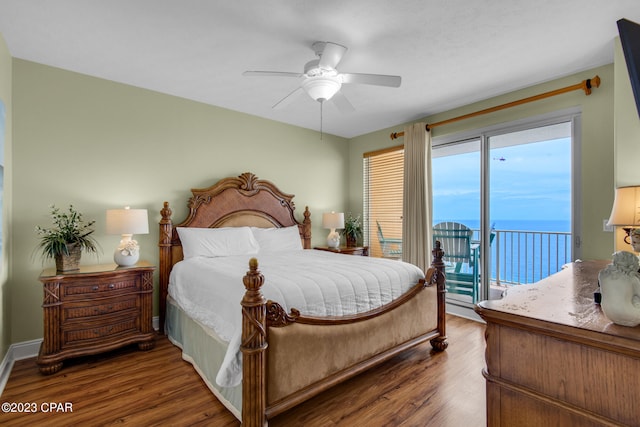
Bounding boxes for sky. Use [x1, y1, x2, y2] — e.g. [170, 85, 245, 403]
[432, 137, 571, 225]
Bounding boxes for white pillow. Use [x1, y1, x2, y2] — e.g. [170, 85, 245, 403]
[177, 227, 260, 259]
[251, 226, 303, 253]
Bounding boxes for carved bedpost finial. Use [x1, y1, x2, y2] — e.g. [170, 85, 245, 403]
[159, 202, 173, 247]
[161, 201, 172, 223]
[249, 257, 258, 269]
[158, 201, 174, 335]
[302, 206, 312, 249]
[431, 241, 445, 272]
[241, 257, 267, 426]
[430, 240, 448, 352]
[243, 258, 264, 293]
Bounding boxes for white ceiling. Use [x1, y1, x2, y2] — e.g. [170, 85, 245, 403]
[1, 0, 640, 138]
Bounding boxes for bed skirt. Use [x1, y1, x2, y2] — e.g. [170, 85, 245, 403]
[166, 296, 242, 420]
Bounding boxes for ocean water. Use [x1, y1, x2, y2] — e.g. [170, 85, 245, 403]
[437, 219, 571, 233]
[433, 219, 572, 284]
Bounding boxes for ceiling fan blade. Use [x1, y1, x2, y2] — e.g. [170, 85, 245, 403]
[272, 87, 305, 109]
[243, 71, 303, 78]
[331, 91, 355, 113]
[340, 72, 401, 87]
[316, 42, 347, 69]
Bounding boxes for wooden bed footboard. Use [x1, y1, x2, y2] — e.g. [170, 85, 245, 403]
[240, 242, 448, 427]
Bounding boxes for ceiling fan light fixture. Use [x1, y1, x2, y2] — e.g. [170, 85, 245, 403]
[302, 76, 341, 102]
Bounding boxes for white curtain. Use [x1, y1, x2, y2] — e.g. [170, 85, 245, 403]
[402, 122, 433, 271]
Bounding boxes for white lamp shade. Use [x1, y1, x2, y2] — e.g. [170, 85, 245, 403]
[607, 186, 640, 226]
[322, 212, 345, 229]
[302, 76, 342, 102]
[106, 207, 149, 235]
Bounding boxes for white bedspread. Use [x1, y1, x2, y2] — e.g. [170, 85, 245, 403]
[168, 250, 425, 387]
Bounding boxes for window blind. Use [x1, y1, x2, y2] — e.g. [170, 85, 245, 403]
[363, 145, 404, 258]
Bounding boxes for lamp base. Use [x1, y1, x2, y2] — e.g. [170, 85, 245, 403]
[114, 249, 139, 267]
[326, 229, 340, 249]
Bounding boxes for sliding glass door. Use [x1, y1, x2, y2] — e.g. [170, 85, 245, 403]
[432, 114, 578, 306]
[432, 139, 484, 305]
[488, 122, 573, 287]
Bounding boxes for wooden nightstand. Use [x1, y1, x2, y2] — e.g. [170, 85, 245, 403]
[36, 262, 156, 374]
[314, 246, 369, 256]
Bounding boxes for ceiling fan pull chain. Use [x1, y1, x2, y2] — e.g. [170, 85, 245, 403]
[320, 100, 323, 140]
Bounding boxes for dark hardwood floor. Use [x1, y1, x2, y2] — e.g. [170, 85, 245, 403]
[1, 314, 486, 426]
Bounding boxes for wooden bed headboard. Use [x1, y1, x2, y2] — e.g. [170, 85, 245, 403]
[158, 172, 312, 333]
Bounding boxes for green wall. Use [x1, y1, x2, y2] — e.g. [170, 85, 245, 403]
[10, 59, 348, 343]
[0, 33, 12, 360]
[348, 64, 616, 262]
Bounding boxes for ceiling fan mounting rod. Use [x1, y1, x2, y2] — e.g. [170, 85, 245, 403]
[304, 59, 338, 77]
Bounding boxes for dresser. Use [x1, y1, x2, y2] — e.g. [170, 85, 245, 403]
[475, 260, 640, 426]
[37, 262, 156, 374]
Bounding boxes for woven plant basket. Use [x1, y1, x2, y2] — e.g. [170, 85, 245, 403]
[55, 243, 82, 272]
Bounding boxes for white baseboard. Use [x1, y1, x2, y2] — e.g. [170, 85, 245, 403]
[0, 316, 160, 396]
[0, 347, 13, 395]
[0, 350, 13, 397]
[0, 338, 42, 396]
[10, 338, 43, 361]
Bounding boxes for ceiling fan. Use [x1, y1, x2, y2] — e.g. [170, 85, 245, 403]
[243, 41, 402, 112]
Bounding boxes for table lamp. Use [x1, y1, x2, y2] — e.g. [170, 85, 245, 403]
[322, 211, 344, 248]
[106, 206, 149, 266]
[607, 186, 640, 251]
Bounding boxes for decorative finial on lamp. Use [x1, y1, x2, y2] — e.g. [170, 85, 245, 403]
[106, 206, 149, 266]
[322, 211, 344, 249]
[607, 186, 640, 251]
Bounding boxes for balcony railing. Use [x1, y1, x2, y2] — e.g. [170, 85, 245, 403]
[481, 229, 572, 285]
[370, 224, 572, 287]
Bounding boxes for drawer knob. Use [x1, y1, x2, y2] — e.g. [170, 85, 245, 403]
[94, 326, 114, 336]
[93, 305, 114, 314]
[108, 284, 115, 289]
[92, 286, 99, 291]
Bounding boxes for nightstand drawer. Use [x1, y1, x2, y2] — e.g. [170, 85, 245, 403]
[63, 277, 139, 299]
[63, 314, 139, 345]
[63, 295, 138, 320]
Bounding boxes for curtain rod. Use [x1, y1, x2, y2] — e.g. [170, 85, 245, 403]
[390, 75, 600, 140]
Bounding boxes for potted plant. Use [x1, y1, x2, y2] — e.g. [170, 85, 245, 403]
[341, 213, 363, 247]
[35, 204, 100, 272]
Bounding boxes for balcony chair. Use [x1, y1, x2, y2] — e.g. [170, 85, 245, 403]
[376, 221, 402, 259]
[432, 221, 479, 302]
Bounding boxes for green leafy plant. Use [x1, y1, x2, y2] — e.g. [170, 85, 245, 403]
[341, 213, 363, 243]
[35, 205, 100, 260]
